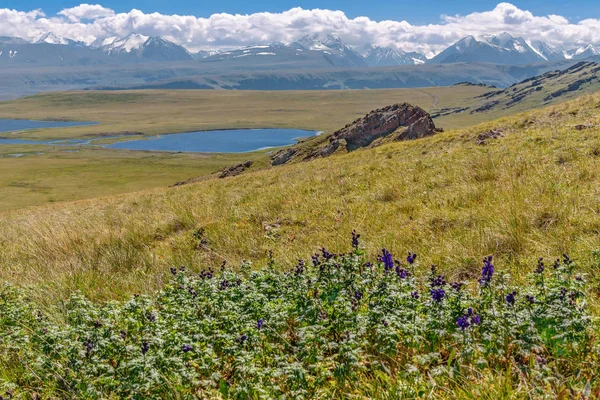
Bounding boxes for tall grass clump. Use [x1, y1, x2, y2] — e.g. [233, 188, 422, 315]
[0, 233, 597, 399]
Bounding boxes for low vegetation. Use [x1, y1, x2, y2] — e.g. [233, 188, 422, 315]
[2, 85, 600, 397]
[1, 235, 596, 398]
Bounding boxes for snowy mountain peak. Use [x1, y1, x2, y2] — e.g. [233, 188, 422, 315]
[34, 32, 80, 46]
[360, 45, 426, 66]
[482, 32, 532, 53]
[295, 34, 350, 52]
[486, 32, 514, 47]
[564, 44, 600, 60]
[431, 34, 548, 65]
[109, 34, 150, 53]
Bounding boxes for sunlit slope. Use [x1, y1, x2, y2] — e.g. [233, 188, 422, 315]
[435, 61, 600, 121]
[1, 91, 600, 304]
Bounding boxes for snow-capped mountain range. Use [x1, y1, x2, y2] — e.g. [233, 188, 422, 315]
[0, 31, 598, 68]
[431, 32, 599, 65]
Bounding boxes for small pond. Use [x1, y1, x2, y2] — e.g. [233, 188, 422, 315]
[0, 124, 317, 153]
[0, 119, 97, 133]
[104, 129, 316, 153]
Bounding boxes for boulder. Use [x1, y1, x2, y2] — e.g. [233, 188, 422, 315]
[272, 103, 441, 165]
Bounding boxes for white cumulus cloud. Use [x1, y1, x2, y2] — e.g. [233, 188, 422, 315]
[58, 4, 115, 22]
[0, 2, 598, 53]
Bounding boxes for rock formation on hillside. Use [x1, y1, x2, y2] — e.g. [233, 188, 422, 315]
[218, 160, 254, 178]
[272, 103, 441, 165]
[172, 160, 254, 186]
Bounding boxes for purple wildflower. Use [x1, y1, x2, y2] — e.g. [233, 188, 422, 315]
[84, 339, 93, 357]
[535, 258, 545, 274]
[354, 290, 363, 301]
[182, 344, 193, 352]
[382, 320, 389, 327]
[506, 291, 517, 305]
[381, 249, 394, 271]
[199, 268, 214, 280]
[141, 341, 149, 355]
[351, 230, 361, 249]
[471, 314, 481, 325]
[526, 295, 535, 304]
[257, 319, 264, 330]
[294, 259, 305, 276]
[479, 256, 495, 285]
[407, 252, 417, 264]
[236, 334, 248, 343]
[431, 275, 446, 287]
[411, 291, 420, 299]
[395, 266, 408, 279]
[451, 282, 464, 291]
[220, 279, 231, 290]
[457, 316, 470, 331]
[120, 330, 127, 340]
[321, 248, 334, 260]
[170, 267, 177, 275]
[431, 288, 446, 302]
[559, 287, 568, 299]
[312, 254, 321, 267]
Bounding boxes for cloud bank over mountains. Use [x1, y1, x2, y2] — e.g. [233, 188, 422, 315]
[1, 2, 599, 53]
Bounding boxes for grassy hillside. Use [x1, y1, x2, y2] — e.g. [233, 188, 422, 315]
[0, 87, 489, 211]
[435, 61, 600, 120]
[0, 145, 269, 210]
[1, 91, 600, 307]
[2, 89, 600, 399]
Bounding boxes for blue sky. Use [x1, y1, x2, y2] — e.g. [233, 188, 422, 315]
[2, 2, 600, 53]
[5, 0, 599, 23]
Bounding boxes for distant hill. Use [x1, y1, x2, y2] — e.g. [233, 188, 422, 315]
[433, 61, 600, 118]
[93, 60, 579, 92]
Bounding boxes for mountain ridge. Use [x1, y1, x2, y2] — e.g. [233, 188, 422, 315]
[1, 31, 599, 69]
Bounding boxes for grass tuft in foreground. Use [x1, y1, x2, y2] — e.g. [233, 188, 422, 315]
[1, 234, 597, 399]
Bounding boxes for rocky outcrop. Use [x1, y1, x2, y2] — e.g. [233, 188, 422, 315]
[218, 160, 254, 178]
[476, 128, 504, 145]
[172, 160, 254, 186]
[272, 103, 441, 165]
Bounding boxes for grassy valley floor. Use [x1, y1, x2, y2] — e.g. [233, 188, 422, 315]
[1, 91, 600, 399]
[0, 87, 490, 211]
[1, 86, 600, 398]
[1, 92, 600, 305]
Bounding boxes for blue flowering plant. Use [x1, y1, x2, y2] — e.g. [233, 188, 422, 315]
[0, 233, 596, 398]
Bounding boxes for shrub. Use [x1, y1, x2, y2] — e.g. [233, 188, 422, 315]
[0, 234, 597, 399]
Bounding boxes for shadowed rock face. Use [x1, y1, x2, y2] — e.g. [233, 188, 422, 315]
[218, 160, 254, 178]
[272, 103, 441, 166]
[329, 103, 439, 151]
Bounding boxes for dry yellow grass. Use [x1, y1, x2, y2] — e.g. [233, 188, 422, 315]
[1, 92, 600, 307]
